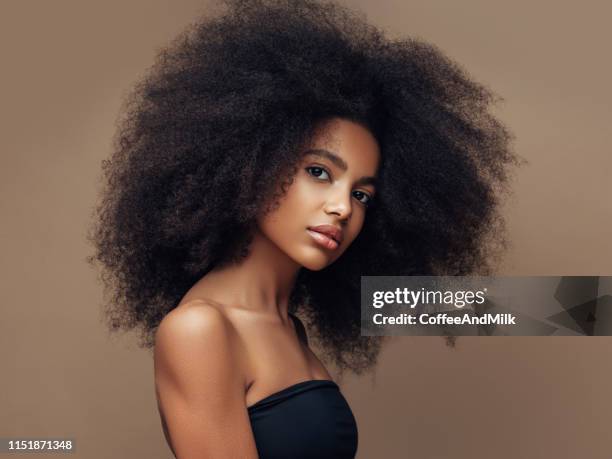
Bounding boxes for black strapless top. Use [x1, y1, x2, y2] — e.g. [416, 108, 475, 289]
[247, 379, 358, 458]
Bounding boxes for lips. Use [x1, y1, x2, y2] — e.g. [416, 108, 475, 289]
[307, 225, 343, 244]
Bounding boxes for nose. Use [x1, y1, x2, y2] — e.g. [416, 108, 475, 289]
[324, 188, 352, 221]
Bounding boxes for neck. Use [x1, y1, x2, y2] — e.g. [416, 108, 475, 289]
[186, 230, 301, 323]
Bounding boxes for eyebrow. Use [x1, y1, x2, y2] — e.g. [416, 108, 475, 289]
[302, 149, 377, 187]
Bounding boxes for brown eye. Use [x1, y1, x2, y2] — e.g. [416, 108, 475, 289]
[353, 190, 372, 206]
[306, 166, 331, 181]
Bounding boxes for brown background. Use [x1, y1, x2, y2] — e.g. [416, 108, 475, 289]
[1, 0, 611, 457]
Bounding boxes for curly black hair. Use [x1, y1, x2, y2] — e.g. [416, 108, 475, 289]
[87, 0, 522, 374]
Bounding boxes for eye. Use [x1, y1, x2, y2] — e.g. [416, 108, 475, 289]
[353, 190, 373, 206]
[305, 166, 331, 181]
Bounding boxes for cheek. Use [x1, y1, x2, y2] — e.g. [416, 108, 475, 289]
[287, 174, 320, 206]
[274, 177, 325, 225]
[257, 180, 308, 237]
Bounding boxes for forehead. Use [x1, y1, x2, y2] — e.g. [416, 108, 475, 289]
[307, 118, 380, 173]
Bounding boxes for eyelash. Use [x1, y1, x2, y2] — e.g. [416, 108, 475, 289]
[305, 166, 373, 206]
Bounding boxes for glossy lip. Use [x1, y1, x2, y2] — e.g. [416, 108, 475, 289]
[306, 229, 340, 251]
[307, 224, 343, 244]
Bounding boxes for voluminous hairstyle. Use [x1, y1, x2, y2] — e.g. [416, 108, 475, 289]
[87, 0, 521, 374]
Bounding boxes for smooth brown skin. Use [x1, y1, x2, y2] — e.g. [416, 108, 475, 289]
[154, 118, 380, 458]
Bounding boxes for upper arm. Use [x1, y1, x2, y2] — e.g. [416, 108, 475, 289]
[154, 305, 258, 459]
[290, 313, 309, 346]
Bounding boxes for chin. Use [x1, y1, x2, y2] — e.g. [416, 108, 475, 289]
[295, 249, 340, 271]
[300, 260, 329, 271]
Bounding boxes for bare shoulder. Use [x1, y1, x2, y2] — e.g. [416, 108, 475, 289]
[155, 300, 242, 368]
[153, 301, 258, 457]
[154, 300, 248, 396]
[156, 300, 231, 341]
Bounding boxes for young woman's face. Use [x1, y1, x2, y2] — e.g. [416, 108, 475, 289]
[257, 118, 380, 271]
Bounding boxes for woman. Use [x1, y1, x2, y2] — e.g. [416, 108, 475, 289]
[87, 0, 520, 457]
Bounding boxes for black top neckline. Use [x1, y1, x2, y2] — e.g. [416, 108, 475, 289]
[247, 379, 338, 413]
